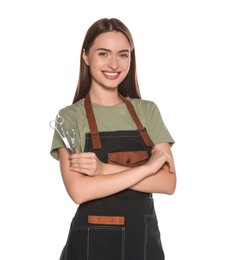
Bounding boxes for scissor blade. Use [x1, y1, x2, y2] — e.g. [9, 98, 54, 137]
[62, 137, 74, 154]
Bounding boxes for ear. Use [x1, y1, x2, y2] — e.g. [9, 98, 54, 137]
[82, 49, 89, 66]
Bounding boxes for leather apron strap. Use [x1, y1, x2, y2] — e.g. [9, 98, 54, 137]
[84, 94, 154, 149]
[119, 95, 154, 148]
[84, 94, 102, 149]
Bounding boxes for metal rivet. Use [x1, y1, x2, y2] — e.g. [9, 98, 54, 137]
[119, 219, 122, 222]
[110, 218, 113, 222]
[99, 218, 102, 222]
[126, 158, 131, 164]
[139, 127, 146, 132]
[90, 218, 93, 221]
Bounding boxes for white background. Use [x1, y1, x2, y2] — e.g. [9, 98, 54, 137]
[0, 0, 228, 259]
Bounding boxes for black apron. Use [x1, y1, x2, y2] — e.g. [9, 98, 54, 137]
[60, 95, 165, 260]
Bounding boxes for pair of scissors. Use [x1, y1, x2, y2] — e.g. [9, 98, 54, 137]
[50, 113, 76, 154]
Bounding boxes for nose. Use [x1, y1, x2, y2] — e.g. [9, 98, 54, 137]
[108, 56, 119, 70]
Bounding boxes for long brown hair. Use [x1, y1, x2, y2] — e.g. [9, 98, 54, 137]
[72, 18, 141, 104]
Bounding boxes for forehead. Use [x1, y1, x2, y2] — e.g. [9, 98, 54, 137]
[90, 31, 131, 51]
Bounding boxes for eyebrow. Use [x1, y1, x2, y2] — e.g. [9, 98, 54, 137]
[96, 48, 130, 53]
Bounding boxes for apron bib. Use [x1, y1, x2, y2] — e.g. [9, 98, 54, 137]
[60, 95, 164, 260]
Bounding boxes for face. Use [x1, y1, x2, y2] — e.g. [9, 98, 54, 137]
[83, 31, 131, 92]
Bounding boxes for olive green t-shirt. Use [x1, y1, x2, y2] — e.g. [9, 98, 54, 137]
[50, 98, 174, 160]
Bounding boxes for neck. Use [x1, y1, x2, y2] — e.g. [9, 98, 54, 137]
[89, 88, 123, 106]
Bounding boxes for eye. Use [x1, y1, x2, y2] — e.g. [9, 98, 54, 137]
[98, 52, 108, 57]
[120, 53, 129, 58]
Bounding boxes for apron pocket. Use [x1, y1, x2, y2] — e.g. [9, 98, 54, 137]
[88, 226, 125, 260]
[67, 226, 125, 260]
[67, 227, 89, 260]
[144, 215, 164, 260]
[108, 150, 148, 167]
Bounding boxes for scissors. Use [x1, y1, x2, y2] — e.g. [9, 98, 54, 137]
[50, 113, 76, 154]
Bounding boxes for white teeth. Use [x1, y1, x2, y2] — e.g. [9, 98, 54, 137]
[104, 72, 118, 76]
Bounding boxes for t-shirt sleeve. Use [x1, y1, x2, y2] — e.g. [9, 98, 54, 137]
[145, 101, 175, 146]
[50, 108, 81, 160]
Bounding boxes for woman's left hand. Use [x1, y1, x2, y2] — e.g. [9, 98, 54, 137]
[69, 150, 104, 176]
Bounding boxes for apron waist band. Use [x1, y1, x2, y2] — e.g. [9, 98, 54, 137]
[112, 189, 152, 199]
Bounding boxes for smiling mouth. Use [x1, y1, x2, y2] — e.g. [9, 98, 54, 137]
[103, 71, 120, 79]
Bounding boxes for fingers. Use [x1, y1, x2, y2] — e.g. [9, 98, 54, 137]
[69, 152, 97, 175]
[70, 152, 95, 161]
[167, 156, 175, 174]
[150, 148, 175, 174]
[162, 152, 175, 174]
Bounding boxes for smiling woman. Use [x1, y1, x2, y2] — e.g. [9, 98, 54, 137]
[50, 18, 176, 260]
[82, 31, 131, 98]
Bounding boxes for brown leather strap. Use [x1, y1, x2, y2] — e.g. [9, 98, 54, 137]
[119, 95, 154, 147]
[88, 215, 125, 225]
[84, 95, 102, 149]
[84, 94, 154, 149]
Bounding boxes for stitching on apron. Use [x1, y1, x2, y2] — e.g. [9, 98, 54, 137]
[87, 227, 90, 260]
[121, 227, 125, 260]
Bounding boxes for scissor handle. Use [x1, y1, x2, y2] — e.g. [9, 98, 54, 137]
[49, 120, 57, 129]
[56, 116, 64, 124]
[49, 115, 64, 129]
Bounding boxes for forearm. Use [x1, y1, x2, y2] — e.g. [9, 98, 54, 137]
[101, 163, 129, 175]
[102, 163, 176, 195]
[64, 165, 151, 204]
[130, 164, 176, 195]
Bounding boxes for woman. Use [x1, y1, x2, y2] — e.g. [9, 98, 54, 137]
[51, 18, 176, 260]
